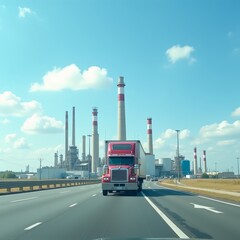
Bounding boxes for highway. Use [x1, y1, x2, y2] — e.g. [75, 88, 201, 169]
[0, 181, 239, 240]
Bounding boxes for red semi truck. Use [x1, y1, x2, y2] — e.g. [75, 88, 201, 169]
[101, 140, 154, 196]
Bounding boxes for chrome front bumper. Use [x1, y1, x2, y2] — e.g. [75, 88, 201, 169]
[102, 182, 138, 191]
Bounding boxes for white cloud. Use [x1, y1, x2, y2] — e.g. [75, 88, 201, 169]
[4, 134, 30, 149]
[179, 129, 191, 139]
[154, 138, 166, 149]
[30, 64, 113, 92]
[0, 91, 42, 117]
[5, 133, 17, 143]
[18, 7, 33, 18]
[162, 129, 176, 139]
[21, 113, 64, 134]
[152, 129, 190, 152]
[199, 120, 240, 141]
[161, 129, 190, 139]
[14, 137, 30, 149]
[217, 140, 236, 146]
[0, 118, 10, 124]
[166, 45, 195, 64]
[232, 107, 240, 117]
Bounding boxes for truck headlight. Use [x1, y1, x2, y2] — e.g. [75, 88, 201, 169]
[103, 177, 110, 181]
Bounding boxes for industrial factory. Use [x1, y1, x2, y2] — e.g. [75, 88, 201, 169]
[38, 76, 212, 179]
[49, 106, 100, 178]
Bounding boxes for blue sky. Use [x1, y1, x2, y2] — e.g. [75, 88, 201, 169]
[0, 0, 240, 173]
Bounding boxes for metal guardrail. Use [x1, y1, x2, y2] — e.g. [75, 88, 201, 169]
[0, 179, 101, 194]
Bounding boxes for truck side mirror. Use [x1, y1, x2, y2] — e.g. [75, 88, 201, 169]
[134, 164, 139, 174]
[103, 165, 108, 174]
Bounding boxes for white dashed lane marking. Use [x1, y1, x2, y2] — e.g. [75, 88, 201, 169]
[69, 203, 77, 208]
[24, 222, 42, 231]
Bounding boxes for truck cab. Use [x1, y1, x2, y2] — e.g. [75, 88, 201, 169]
[101, 141, 142, 196]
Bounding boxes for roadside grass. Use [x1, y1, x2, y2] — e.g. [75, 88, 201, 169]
[160, 179, 240, 203]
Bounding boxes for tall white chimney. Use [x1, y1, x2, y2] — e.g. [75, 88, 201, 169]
[117, 76, 126, 140]
[82, 135, 86, 161]
[65, 111, 68, 162]
[147, 118, 153, 154]
[92, 107, 99, 173]
[72, 106, 75, 146]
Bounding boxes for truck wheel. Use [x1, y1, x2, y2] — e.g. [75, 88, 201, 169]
[130, 190, 138, 196]
[103, 190, 108, 196]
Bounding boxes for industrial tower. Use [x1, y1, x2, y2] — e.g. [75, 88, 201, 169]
[92, 107, 99, 173]
[147, 118, 153, 154]
[117, 76, 126, 140]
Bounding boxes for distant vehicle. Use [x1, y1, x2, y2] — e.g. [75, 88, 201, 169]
[146, 175, 151, 181]
[101, 140, 154, 196]
[66, 175, 73, 179]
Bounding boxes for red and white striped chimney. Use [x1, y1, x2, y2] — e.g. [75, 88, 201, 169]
[203, 150, 207, 173]
[117, 76, 126, 141]
[194, 147, 198, 175]
[92, 107, 99, 173]
[147, 118, 153, 154]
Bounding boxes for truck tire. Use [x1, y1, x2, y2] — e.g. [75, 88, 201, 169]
[130, 190, 138, 196]
[103, 190, 108, 196]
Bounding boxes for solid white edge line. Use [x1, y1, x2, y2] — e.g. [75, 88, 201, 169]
[69, 203, 77, 208]
[11, 197, 38, 203]
[142, 192, 189, 239]
[92, 194, 97, 197]
[24, 222, 42, 231]
[198, 195, 240, 208]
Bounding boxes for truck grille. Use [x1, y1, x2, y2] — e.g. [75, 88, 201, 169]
[111, 168, 128, 182]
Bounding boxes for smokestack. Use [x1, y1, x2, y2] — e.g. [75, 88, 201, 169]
[194, 147, 198, 175]
[203, 150, 207, 173]
[82, 135, 86, 161]
[54, 152, 58, 167]
[117, 76, 126, 141]
[147, 118, 153, 154]
[92, 107, 99, 173]
[60, 154, 63, 168]
[72, 106, 75, 146]
[65, 111, 68, 162]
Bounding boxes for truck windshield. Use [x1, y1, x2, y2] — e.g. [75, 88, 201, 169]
[109, 156, 134, 165]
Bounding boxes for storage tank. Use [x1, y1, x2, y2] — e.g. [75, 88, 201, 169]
[159, 158, 172, 171]
[181, 160, 190, 176]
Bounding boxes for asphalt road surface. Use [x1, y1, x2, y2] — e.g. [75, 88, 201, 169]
[0, 181, 239, 240]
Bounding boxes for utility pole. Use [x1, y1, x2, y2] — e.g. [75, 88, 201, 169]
[175, 130, 180, 183]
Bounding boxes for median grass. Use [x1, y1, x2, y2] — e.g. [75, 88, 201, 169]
[160, 179, 240, 203]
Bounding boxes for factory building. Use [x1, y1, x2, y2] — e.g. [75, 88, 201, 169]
[181, 160, 191, 176]
[37, 167, 67, 179]
[155, 158, 173, 177]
